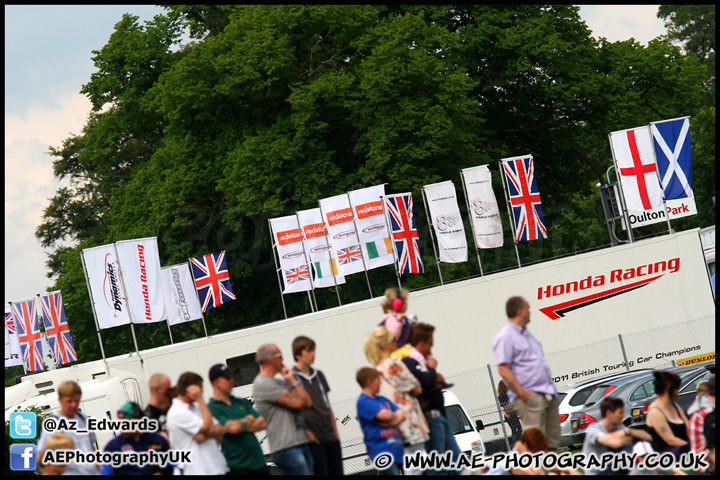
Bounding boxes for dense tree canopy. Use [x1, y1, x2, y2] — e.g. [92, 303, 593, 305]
[29, 5, 714, 366]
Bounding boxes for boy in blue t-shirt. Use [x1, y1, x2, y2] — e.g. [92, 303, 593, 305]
[356, 367, 406, 475]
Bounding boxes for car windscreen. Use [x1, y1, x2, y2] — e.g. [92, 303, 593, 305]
[445, 404, 475, 435]
[586, 381, 632, 406]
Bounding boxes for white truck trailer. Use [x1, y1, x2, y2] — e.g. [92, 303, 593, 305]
[6, 228, 715, 472]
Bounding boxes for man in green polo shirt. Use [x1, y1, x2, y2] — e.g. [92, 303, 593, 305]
[208, 364, 269, 475]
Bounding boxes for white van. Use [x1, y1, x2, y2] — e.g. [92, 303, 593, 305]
[443, 390, 485, 459]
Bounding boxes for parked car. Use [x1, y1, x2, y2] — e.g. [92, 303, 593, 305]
[568, 362, 714, 446]
[444, 390, 486, 459]
[626, 362, 714, 427]
[557, 369, 652, 447]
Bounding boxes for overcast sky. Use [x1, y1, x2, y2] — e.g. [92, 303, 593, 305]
[4, 5, 669, 304]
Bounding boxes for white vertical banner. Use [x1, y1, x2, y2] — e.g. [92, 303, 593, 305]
[270, 215, 313, 294]
[347, 185, 394, 270]
[5, 304, 22, 367]
[318, 194, 366, 277]
[161, 263, 204, 326]
[423, 180, 468, 263]
[82, 244, 132, 329]
[297, 208, 346, 288]
[461, 165, 504, 248]
[115, 237, 167, 324]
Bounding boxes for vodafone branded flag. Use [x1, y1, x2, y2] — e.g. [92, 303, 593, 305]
[348, 185, 394, 270]
[461, 165, 504, 248]
[161, 263, 204, 326]
[115, 237, 167, 323]
[423, 180, 468, 263]
[319, 194, 366, 277]
[610, 126, 664, 212]
[296, 208, 346, 288]
[82, 244, 131, 329]
[270, 215, 312, 294]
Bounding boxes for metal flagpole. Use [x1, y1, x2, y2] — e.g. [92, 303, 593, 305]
[7, 301, 29, 375]
[647, 121, 675, 235]
[268, 219, 289, 319]
[381, 194, 403, 290]
[296, 214, 321, 312]
[112, 243, 141, 357]
[498, 159, 523, 268]
[186, 259, 209, 337]
[608, 133, 636, 243]
[459, 168, 484, 276]
[345, 193, 374, 299]
[420, 186, 444, 286]
[79, 250, 109, 369]
[315, 213, 343, 307]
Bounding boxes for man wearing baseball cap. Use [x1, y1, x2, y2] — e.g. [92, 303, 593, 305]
[101, 401, 172, 475]
[208, 363, 269, 475]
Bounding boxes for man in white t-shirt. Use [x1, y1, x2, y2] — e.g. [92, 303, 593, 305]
[581, 396, 651, 475]
[166, 371, 228, 475]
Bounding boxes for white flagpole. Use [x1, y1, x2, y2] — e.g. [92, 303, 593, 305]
[608, 133, 636, 243]
[345, 193, 374, 298]
[186, 259, 209, 338]
[79, 250, 109, 369]
[459, 168, 484, 275]
[381, 195, 403, 290]
[112, 243, 141, 357]
[420, 186, 444, 286]
[498, 160, 522, 268]
[268, 219, 289, 319]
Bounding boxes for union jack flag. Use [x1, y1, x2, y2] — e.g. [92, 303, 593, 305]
[39, 291, 77, 366]
[285, 264, 310, 284]
[190, 251, 236, 312]
[12, 299, 44, 372]
[337, 245, 363, 265]
[383, 194, 424, 274]
[501, 156, 548, 242]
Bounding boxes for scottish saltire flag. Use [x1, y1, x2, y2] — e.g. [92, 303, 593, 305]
[651, 117, 692, 200]
[11, 298, 44, 372]
[337, 245, 363, 265]
[39, 291, 77, 366]
[190, 251, 236, 312]
[501, 155, 548, 242]
[285, 265, 310, 284]
[383, 193, 424, 274]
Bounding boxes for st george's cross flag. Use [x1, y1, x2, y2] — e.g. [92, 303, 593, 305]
[39, 291, 77, 366]
[383, 193, 424, 274]
[5, 304, 22, 367]
[501, 155, 548, 242]
[610, 126, 664, 212]
[190, 251, 236, 312]
[11, 298, 45, 372]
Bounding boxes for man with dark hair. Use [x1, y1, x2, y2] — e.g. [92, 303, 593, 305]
[582, 396, 651, 475]
[208, 363, 269, 475]
[166, 371, 228, 475]
[292, 336, 343, 475]
[252, 343, 314, 475]
[401, 322, 462, 475]
[492, 296, 560, 449]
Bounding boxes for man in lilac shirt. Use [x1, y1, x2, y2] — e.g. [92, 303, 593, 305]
[492, 296, 560, 449]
